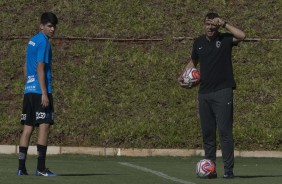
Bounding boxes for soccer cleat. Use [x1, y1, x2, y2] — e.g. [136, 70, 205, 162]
[35, 168, 57, 176]
[208, 171, 217, 179]
[17, 169, 28, 176]
[223, 171, 234, 179]
[207, 160, 217, 179]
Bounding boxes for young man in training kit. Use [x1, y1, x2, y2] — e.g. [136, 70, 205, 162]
[179, 12, 246, 178]
[18, 12, 58, 176]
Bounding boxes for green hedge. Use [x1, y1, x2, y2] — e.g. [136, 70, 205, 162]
[0, 1, 281, 150]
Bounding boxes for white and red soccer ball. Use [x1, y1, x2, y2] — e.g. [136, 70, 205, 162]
[196, 159, 216, 178]
[180, 67, 200, 87]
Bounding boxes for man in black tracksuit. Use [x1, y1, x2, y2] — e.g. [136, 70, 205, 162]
[179, 12, 246, 179]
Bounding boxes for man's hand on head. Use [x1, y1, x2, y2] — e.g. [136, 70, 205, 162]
[209, 17, 225, 27]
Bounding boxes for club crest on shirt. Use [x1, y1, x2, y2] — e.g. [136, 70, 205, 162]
[216, 41, 221, 48]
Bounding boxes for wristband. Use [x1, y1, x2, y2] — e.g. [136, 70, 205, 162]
[222, 21, 228, 28]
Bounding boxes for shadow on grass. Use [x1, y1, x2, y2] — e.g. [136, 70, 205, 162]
[235, 175, 282, 179]
[57, 173, 124, 177]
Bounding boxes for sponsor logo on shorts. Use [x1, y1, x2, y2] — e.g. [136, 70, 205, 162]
[21, 114, 26, 121]
[35, 112, 54, 121]
[36, 112, 46, 120]
[45, 112, 54, 120]
[51, 113, 54, 120]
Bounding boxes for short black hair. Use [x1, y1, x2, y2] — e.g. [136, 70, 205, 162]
[41, 12, 58, 25]
[204, 12, 220, 22]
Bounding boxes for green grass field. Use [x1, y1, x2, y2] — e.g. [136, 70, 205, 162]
[1, 154, 282, 184]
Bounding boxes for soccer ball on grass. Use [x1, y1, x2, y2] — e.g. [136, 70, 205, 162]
[196, 159, 216, 178]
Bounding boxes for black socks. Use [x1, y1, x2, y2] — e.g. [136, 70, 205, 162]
[18, 146, 28, 170]
[37, 144, 47, 171]
[19, 145, 48, 172]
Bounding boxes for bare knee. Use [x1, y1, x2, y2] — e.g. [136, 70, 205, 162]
[20, 125, 34, 147]
[21, 125, 34, 137]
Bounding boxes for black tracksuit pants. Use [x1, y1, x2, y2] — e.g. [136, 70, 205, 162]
[198, 88, 234, 173]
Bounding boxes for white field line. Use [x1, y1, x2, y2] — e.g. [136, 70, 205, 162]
[119, 162, 196, 184]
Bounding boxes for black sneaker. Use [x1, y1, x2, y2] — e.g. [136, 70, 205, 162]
[208, 171, 217, 179]
[223, 171, 234, 179]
